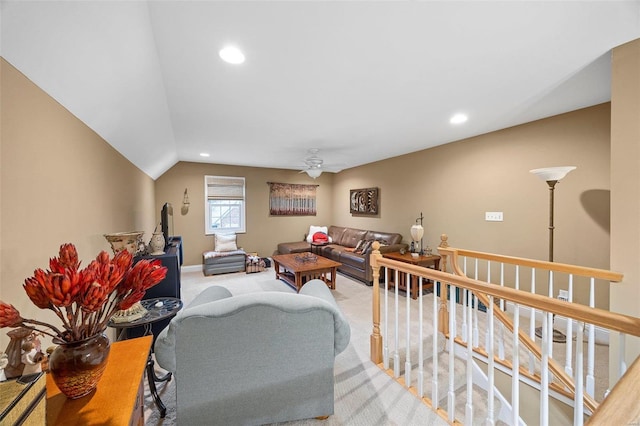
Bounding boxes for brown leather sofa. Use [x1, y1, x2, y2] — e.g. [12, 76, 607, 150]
[277, 225, 407, 284]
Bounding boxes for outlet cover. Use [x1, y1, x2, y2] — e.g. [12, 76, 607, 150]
[485, 211, 503, 222]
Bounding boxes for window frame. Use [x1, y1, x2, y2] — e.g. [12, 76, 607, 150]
[204, 175, 246, 235]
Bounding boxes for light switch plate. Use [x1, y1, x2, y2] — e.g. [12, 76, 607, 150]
[485, 211, 503, 221]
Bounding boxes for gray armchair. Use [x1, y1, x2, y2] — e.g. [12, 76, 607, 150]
[154, 279, 350, 425]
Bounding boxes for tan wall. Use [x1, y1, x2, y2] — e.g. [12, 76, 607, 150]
[154, 162, 334, 265]
[156, 104, 611, 307]
[334, 104, 612, 306]
[0, 59, 156, 348]
[610, 38, 640, 375]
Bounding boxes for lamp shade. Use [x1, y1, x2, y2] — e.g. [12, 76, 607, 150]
[306, 168, 322, 179]
[410, 224, 424, 242]
[530, 166, 576, 182]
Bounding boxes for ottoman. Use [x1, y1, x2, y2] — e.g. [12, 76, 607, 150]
[203, 250, 246, 276]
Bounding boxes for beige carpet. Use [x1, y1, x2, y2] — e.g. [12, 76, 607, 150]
[144, 268, 448, 425]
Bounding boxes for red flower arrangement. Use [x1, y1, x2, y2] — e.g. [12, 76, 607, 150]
[0, 243, 167, 343]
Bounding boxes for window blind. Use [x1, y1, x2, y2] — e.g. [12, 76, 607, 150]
[206, 176, 245, 200]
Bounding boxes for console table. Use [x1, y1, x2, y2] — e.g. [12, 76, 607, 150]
[46, 336, 151, 425]
[382, 252, 441, 299]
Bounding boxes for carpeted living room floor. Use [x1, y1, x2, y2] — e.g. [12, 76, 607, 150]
[143, 266, 448, 426]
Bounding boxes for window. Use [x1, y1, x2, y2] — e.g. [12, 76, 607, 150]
[205, 176, 246, 235]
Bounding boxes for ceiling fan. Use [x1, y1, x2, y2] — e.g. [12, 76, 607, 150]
[299, 149, 324, 179]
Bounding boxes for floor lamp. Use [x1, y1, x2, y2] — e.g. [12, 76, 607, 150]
[530, 166, 576, 343]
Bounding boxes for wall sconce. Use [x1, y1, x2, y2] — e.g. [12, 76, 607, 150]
[410, 212, 425, 255]
[181, 188, 190, 216]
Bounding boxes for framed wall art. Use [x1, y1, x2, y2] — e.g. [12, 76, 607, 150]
[350, 187, 379, 215]
[268, 182, 318, 216]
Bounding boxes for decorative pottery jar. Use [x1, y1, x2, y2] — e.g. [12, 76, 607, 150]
[48, 332, 111, 399]
[149, 231, 166, 255]
[103, 231, 145, 256]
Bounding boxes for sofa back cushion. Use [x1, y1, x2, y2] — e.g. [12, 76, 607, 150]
[364, 231, 402, 246]
[338, 227, 368, 248]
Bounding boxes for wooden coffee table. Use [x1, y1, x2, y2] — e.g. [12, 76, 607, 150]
[272, 253, 341, 292]
[382, 252, 441, 299]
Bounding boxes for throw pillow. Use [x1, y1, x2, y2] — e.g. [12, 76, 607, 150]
[215, 234, 237, 252]
[312, 232, 329, 243]
[306, 225, 328, 243]
[353, 239, 365, 253]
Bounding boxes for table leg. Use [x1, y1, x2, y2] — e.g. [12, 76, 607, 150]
[146, 353, 171, 418]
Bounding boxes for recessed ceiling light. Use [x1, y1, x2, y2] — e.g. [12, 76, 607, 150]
[200, 153, 210, 157]
[450, 113, 468, 125]
[219, 46, 245, 64]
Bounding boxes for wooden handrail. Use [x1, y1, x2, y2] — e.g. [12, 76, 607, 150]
[440, 246, 623, 282]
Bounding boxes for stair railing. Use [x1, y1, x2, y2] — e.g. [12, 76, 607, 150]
[369, 238, 640, 425]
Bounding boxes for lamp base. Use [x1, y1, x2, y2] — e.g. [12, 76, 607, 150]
[534, 326, 567, 344]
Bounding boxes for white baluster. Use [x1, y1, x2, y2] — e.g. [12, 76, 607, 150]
[619, 333, 627, 378]
[498, 263, 505, 361]
[565, 274, 574, 376]
[573, 321, 585, 426]
[529, 268, 536, 374]
[448, 284, 456, 423]
[586, 277, 595, 397]
[465, 294, 474, 425]
[418, 276, 424, 397]
[548, 270, 554, 359]
[405, 273, 412, 387]
[383, 268, 389, 369]
[462, 258, 468, 342]
[486, 296, 495, 426]
[473, 260, 479, 346]
[512, 303, 520, 425]
[394, 269, 400, 378]
[432, 280, 439, 409]
[485, 261, 491, 350]
[462, 289, 468, 342]
[540, 313, 549, 426]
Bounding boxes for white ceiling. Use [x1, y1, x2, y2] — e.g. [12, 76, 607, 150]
[2, 1, 639, 179]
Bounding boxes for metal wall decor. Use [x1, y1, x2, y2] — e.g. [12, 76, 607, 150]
[350, 187, 379, 215]
[268, 182, 318, 216]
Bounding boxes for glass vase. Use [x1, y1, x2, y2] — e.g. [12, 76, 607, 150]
[49, 332, 111, 399]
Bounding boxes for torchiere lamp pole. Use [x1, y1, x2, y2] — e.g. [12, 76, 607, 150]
[530, 166, 576, 343]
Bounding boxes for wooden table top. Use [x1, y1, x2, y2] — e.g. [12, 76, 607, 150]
[46, 335, 151, 425]
[272, 253, 341, 272]
[382, 251, 441, 265]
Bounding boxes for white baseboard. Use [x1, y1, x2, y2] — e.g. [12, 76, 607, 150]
[505, 301, 609, 345]
[181, 264, 202, 273]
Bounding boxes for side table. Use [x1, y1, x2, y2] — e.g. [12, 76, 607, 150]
[382, 252, 441, 299]
[47, 336, 151, 425]
[108, 297, 182, 418]
[310, 241, 329, 255]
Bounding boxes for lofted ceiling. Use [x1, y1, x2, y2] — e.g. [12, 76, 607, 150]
[2, 1, 639, 180]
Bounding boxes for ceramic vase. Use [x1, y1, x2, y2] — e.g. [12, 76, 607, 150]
[149, 231, 166, 255]
[48, 333, 111, 399]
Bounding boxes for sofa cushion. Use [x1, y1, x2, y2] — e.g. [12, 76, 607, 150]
[364, 230, 402, 246]
[338, 227, 367, 248]
[277, 241, 310, 254]
[339, 250, 366, 269]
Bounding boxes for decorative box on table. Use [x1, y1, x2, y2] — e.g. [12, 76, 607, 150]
[0, 372, 46, 425]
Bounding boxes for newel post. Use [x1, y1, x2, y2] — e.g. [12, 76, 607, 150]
[437, 234, 450, 335]
[370, 241, 383, 364]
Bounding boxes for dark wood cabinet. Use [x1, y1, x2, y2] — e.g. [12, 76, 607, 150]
[127, 237, 183, 340]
